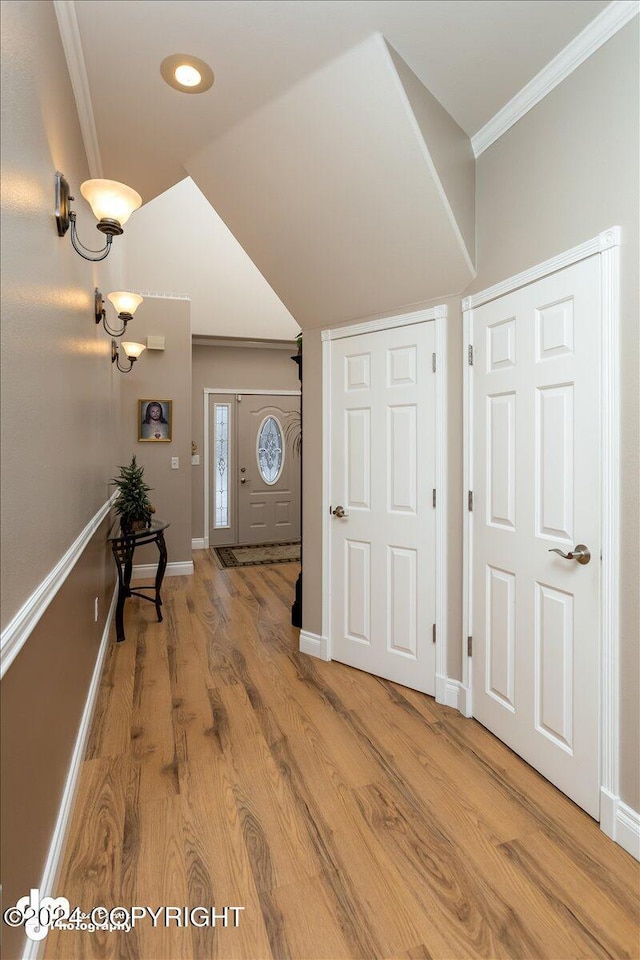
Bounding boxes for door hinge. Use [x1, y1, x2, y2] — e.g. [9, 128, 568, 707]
[468, 344, 474, 366]
[432, 488, 436, 508]
[467, 636, 473, 656]
[432, 623, 437, 644]
[432, 352, 436, 373]
[468, 490, 473, 511]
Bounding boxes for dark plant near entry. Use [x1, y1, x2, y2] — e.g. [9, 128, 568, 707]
[284, 411, 301, 456]
[111, 455, 154, 532]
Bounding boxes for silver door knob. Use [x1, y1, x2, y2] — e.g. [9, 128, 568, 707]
[332, 505, 349, 519]
[240, 477, 247, 484]
[548, 544, 591, 565]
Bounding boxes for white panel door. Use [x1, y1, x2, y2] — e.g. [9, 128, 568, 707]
[472, 256, 601, 817]
[330, 322, 436, 694]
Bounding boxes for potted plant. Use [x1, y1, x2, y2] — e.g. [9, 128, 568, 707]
[111, 455, 155, 534]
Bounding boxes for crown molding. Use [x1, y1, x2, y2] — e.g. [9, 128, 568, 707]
[472, 0, 639, 157]
[53, 0, 103, 178]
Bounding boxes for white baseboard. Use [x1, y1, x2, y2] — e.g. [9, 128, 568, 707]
[435, 673, 447, 705]
[435, 675, 473, 717]
[131, 561, 194, 579]
[595, 787, 640, 861]
[22, 585, 117, 960]
[613, 799, 640, 861]
[299, 630, 330, 661]
[191, 538, 206, 550]
[600, 787, 617, 839]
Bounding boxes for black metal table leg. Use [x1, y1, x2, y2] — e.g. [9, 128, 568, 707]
[108, 520, 171, 643]
[155, 531, 168, 622]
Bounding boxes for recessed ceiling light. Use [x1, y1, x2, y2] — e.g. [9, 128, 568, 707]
[174, 64, 201, 87]
[160, 54, 214, 94]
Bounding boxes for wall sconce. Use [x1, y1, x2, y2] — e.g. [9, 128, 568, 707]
[112, 340, 146, 373]
[55, 172, 141, 262]
[95, 288, 144, 337]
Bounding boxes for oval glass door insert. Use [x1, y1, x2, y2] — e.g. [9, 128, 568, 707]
[257, 416, 285, 484]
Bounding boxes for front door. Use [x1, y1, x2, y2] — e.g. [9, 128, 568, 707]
[329, 322, 437, 695]
[471, 256, 601, 818]
[237, 395, 300, 545]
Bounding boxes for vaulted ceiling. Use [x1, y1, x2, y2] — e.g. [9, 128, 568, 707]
[66, 0, 611, 331]
[73, 0, 608, 201]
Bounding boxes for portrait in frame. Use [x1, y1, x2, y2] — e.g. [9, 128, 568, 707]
[138, 399, 172, 442]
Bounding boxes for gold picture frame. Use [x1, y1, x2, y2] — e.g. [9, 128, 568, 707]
[138, 399, 172, 442]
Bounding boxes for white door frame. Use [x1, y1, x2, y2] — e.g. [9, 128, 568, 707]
[462, 228, 622, 841]
[309, 306, 450, 706]
[202, 387, 301, 549]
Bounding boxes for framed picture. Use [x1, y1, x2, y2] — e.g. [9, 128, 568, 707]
[138, 399, 172, 442]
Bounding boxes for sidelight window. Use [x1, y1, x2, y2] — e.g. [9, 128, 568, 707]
[214, 403, 230, 527]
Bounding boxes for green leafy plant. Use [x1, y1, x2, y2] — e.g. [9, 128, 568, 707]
[111, 455, 154, 531]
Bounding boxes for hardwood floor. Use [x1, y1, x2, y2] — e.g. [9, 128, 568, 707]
[45, 551, 639, 960]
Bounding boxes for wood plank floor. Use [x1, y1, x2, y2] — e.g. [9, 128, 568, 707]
[45, 551, 639, 960]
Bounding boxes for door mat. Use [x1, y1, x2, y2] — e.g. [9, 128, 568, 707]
[214, 541, 301, 568]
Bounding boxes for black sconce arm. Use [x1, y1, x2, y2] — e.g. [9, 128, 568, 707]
[69, 212, 113, 262]
[95, 289, 128, 337]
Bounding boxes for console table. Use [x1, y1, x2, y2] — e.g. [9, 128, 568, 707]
[108, 520, 170, 643]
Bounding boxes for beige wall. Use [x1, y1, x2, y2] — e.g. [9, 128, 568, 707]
[1, 520, 113, 960]
[0, 0, 126, 939]
[466, 22, 639, 810]
[387, 43, 476, 263]
[0, 0, 124, 630]
[191, 343, 300, 539]
[119, 298, 192, 565]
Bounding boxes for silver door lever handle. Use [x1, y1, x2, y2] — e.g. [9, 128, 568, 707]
[332, 505, 349, 519]
[548, 544, 591, 565]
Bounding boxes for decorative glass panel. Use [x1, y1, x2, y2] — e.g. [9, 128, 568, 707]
[257, 416, 284, 485]
[214, 404, 230, 527]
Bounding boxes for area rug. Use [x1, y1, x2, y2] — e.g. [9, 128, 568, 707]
[214, 540, 301, 568]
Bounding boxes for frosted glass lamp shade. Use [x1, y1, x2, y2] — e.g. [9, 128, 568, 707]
[80, 179, 142, 229]
[121, 341, 146, 359]
[107, 291, 143, 317]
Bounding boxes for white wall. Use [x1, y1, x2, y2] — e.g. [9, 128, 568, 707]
[123, 177, 299, 340]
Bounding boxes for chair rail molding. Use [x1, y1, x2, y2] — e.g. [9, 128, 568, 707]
[0, 492, 116, 679]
